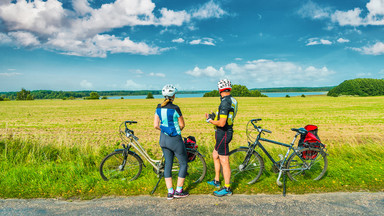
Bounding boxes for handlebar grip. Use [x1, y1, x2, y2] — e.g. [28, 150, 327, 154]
[251, 118, 262, 122]
[263, 129, 272, 134]
[125, 121, 138, 124]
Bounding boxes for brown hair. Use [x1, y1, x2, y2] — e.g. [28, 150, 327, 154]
[161, 98, 173, 107]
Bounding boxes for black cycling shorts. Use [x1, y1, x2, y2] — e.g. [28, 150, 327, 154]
[215, 129, 233, 156]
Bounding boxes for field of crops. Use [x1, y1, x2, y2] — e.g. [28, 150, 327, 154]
[0, 96, 383, 198]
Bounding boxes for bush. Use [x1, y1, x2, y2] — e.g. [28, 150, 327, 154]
[0, 96, 3, 101]
[285, 95, 290, 98]
[101, 96, 108, 99]
[301, 94, 306, 97]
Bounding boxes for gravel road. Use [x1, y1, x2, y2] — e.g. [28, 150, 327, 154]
[1, 192, 383, 216]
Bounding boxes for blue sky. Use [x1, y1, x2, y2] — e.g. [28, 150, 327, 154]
[0, 0, 384, 91]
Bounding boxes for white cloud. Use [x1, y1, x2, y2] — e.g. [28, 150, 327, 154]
[337, 38, 350, 43]
[149, 72, 166, 77]
[301, 0, 384, 26]
[192, 0, 227, 19]
[158, 8, 190, 26]
[0, 0, 227, 57]
[186, 59, 334, 87]
[124, 80, 145, 90]
[189, 38, 215, 46]
[356, 72, 372, 77]
[0, 33, 12, 44]
[8, 31, 40, 47]
[80, 80, 93, 89]
[185, 66, 225, 77]
[298, 1, 331, 19]
[235, 58, 243, 61]
[224, 60, 335, 86]
[172, 38, 185, 43]
[352, 42, 384, 55]
[306, 38, 332, 46]
[0, 72, 22, 77]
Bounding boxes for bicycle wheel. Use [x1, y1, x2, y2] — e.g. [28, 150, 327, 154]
[99, 150, 143, 181]
[228, 148, 264, 184]
[186, 150, 207, 183]
[286, 148, 328, 181]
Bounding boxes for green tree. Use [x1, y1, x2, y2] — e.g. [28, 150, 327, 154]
[16, 88, 34, 100]
[101, 96, 108, 99]
[146, 92, 154, 99]
[0, 96, 3, 101]
[86, 92, 100, 100]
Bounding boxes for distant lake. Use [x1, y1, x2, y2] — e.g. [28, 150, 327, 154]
[107, 92, 327, 99]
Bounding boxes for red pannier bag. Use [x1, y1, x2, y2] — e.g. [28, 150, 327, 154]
[183, 136, 198, 162]
[298, 125, 325, 160]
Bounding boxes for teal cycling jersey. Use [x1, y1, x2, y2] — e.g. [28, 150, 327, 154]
[155, 102, 183, 136]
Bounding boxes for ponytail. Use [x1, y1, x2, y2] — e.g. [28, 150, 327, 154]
[161, 97, 173, 107]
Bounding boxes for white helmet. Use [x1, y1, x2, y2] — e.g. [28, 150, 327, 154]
[217, 79, 232, 92]
[162, 84, 177, 98]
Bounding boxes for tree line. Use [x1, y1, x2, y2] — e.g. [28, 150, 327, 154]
[203, 84, 267, 97]
[253, 86, 333, 92]
[327, 78, 384, 97]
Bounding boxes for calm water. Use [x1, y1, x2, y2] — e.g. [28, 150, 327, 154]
[107, 92, 327, 99]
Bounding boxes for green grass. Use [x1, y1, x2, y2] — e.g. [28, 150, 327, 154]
[0, 96, 383, 198]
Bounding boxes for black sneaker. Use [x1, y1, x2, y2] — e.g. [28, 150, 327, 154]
[167, 193, 174, 200]
[174, 190, 189, 198]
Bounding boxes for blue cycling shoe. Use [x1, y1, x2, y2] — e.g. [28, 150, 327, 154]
[207, 180, 221, 188]
[213, 187, 233, 197]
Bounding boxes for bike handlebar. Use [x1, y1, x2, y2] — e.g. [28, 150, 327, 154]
[250, 118, 272, 134]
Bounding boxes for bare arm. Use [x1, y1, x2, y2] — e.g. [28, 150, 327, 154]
[208, 117, 227, 127]
[154, 114, 161, 131]
[178, 116, 185, 131]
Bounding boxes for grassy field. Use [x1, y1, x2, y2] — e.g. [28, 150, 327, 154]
[0, 96, 383, 199]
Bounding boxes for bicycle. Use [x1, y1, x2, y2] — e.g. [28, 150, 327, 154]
[228, 118, 328, 194]
[99, 121, 207, 194]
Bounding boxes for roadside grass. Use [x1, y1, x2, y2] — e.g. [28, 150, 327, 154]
[0, 96, 383, 198]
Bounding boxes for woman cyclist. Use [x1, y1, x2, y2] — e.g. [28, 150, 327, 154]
[154, 84, 189, 200]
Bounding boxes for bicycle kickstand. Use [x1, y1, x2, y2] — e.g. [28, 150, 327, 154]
[283, 171, 287, 197]
[151, 175, 163, 195]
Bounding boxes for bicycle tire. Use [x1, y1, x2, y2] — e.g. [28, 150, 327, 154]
[228, 148, 264, 184]
[99, 150, 143, 181]
[286, 148, 328, 181]
[186, 149, 207, 183]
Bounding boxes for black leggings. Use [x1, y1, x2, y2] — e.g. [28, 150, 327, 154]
[159, 133, 188, 178]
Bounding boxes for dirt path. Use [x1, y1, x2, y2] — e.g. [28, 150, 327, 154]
[1, 192, 383, 216]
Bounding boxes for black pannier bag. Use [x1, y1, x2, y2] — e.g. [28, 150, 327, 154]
[298, 125, 325, 160]
[183, 136, 198, 162]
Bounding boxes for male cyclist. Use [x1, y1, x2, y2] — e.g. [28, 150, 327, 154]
[205, 79, 238, 197]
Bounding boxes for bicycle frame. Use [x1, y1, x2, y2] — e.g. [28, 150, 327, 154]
[124, 135, 161, 169]
[251, 131, 311, 172]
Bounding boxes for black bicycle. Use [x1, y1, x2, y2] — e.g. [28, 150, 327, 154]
[99, 121, 207, 193]
[228, 119, 328, 187]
